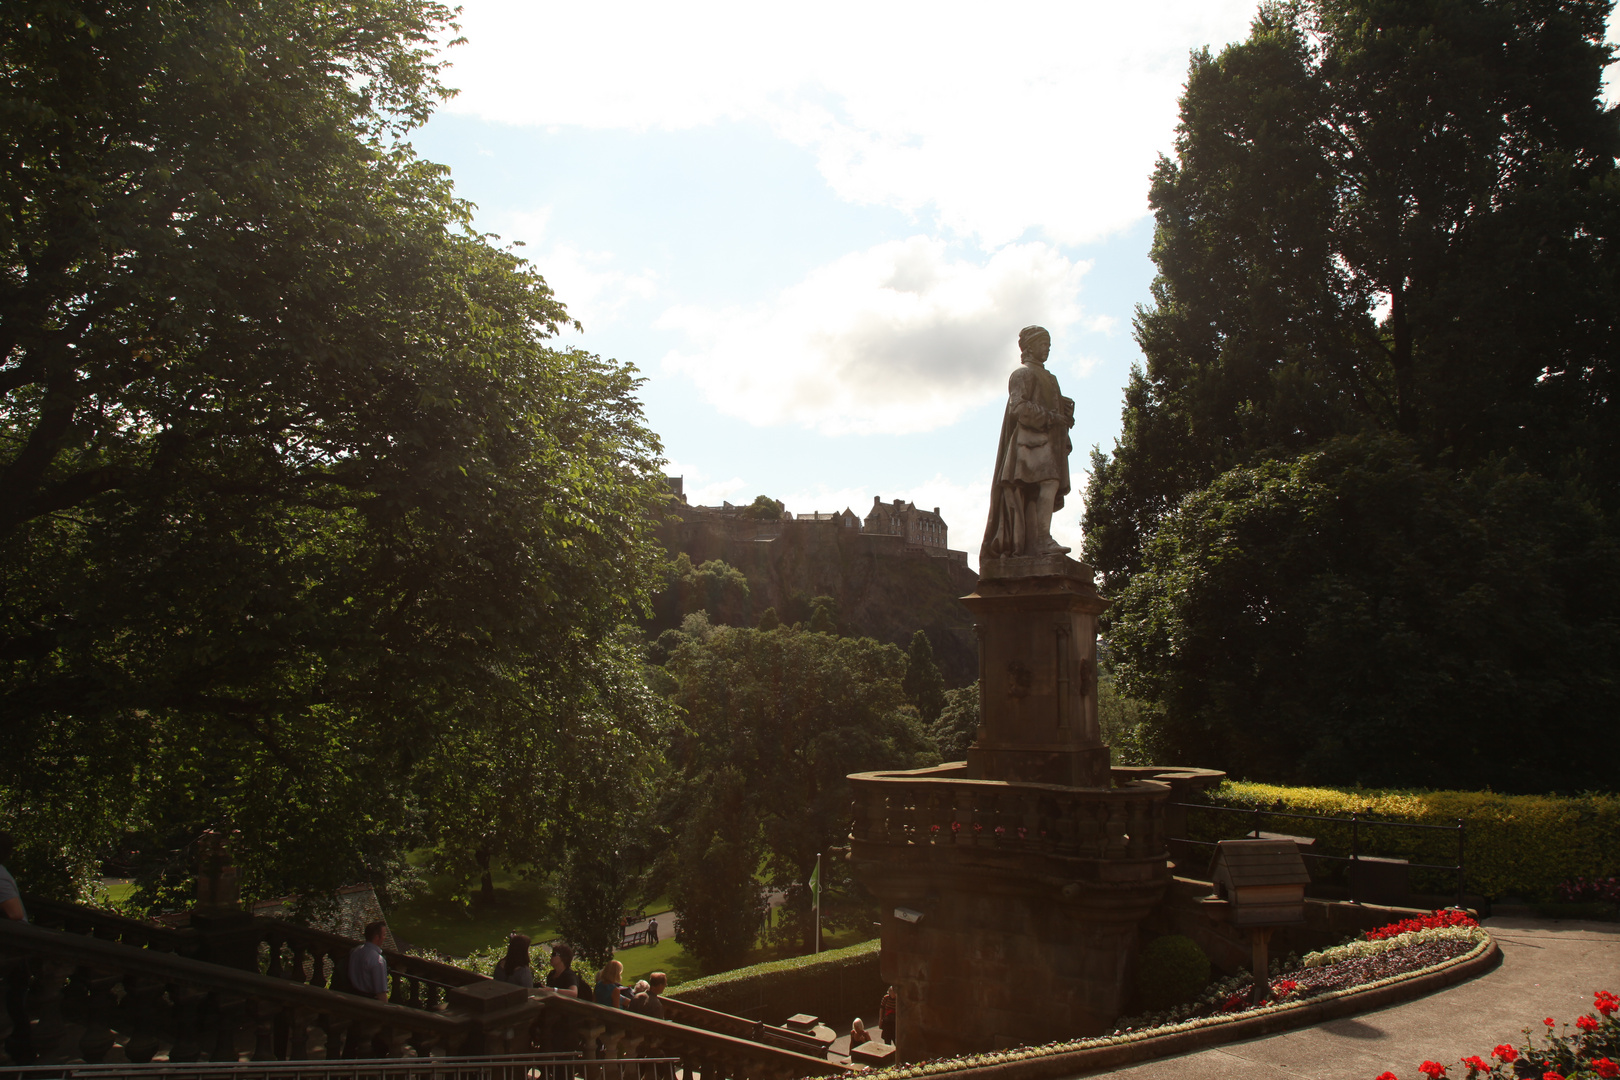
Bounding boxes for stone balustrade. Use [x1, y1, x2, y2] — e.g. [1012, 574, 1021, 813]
[0, 911, 847, 1080]
[848, 763, 1171, 866]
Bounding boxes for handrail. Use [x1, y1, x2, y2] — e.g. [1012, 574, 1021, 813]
[0, 919, 468, 1038]
[0, 1052, 589, 1077]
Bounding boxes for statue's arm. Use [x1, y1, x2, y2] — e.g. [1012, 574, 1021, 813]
[1008, 369, 1064, 429]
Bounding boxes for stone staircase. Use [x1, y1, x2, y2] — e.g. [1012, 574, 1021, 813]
[1, 897, 847, 1080]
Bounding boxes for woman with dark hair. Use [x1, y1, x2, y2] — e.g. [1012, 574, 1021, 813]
[542, 943, 588, 997]
[492, 933, 534, 988]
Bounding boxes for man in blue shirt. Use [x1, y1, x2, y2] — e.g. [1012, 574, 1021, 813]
[0, 832, 24, 922]
[348, 921, 390, 1001]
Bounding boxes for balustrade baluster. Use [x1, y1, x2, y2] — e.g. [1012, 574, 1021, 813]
[388, 969, 404, 1005]
[28, 956, 79, 1064]
[116, 974, 162, 1064]
[264, 934, 284, 979]
[80, 971, 120, 1062]
[167, 983, 206, 1062]
[407, 974, 423, 1010]
[211, 990, 247, 1062]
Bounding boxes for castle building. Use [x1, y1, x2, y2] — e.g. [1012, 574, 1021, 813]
[865, 497, 949, 554]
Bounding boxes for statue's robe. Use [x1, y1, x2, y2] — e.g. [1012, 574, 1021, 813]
[981, 362, 1071, 560]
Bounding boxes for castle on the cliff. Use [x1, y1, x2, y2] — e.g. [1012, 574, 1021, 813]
[664, 478, 969, 565]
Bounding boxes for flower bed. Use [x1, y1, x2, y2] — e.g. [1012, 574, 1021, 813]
[857, 912, 1497, 1080]
[1374, 989, 1619, 1080]
[1114, 912, 1486, 1033]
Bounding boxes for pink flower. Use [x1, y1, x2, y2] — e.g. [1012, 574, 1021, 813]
[1016, 826, 1027, 839]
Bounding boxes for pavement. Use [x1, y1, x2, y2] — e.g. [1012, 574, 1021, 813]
[1088, 917, 1620, 1080]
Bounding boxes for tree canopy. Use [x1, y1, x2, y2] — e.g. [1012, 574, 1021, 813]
[1084, 0, 1620, 791]
[660, 622, 931, 968]
[0, 0, 669, 904]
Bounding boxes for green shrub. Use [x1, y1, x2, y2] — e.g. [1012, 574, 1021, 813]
[1190, 782, 1620, 901]
[1134, 935, 1211, 1012]
[667, 938, 882, 1025]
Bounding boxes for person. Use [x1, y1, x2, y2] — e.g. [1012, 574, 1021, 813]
[492, 933, 535, 989]
[0, 833, 25, 922]
[879, 986, 897, 1044]
[594, 958, 627, 1008]
[629, 971, 667, 1019]
[543, 943, 588, 997]
[849, 1018, 871, 1048]
[348, 921, 390, 1001]
[980, 325, 1074, 561]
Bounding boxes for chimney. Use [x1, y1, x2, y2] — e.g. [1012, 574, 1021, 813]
[873, 495, 882, 504]
[934, 507, 940, 515]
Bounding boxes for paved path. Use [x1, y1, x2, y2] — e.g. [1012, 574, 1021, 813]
[1089, 917, 1619, 1080]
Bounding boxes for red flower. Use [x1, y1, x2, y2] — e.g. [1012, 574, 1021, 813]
[929, 824, 940, 834]
[1492, 1046, 1518, 1063]
[1543, 1072, 1564, 1080]
[1596, 991, 1620, 1018]
[994, 825, 1006, 836]
[1544, 1018, 1557, 1027]
[1577, 1015, 1600, 1032]
[1420, 1061, 1448, 1078]
[1376, 1073, 1399, 1080]
[950, 821, 961, 833]
[1460, 1057, 1489, 1073]
[1592, 1059, 1619, 1080]
[972, 822, 982, 832]
[1273, 980, 1298, 995]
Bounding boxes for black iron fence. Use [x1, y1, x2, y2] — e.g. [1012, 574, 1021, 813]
[1169, 801, 1466, 907]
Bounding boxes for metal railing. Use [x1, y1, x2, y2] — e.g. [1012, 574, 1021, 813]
[0, 1055, 679, 1080]
[1169, 801, 1466, 907]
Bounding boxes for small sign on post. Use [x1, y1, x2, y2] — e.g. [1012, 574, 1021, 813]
[1209, 839, 1310, 1004]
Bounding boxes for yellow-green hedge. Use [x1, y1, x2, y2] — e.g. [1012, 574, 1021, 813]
[1190, 781, 1620, 901]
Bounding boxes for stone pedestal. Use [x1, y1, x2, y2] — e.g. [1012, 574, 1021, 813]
[848, 553, 1173, 1060]
[965, 554, 1111, 788]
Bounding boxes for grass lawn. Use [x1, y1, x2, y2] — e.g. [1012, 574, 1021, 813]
[618, 924, 877, 990]
[387, 855, 561, 959]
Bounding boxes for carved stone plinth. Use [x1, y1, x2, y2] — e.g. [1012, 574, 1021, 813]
[849, 551, 1176, 1059]
[964, 554, 1109, 788]
[848, 767, 1171, 1058]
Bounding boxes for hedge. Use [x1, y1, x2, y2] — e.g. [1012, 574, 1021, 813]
[665, 938, 883, 1026]
[1190, 781, 1620, 901]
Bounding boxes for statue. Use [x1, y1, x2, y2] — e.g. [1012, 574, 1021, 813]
[980, 325, 1074, 562]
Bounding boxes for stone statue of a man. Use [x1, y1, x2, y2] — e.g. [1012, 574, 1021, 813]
[980, 325, 1074, 562]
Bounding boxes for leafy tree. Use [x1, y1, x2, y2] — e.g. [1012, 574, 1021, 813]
[1110, 436, 1620, 791]
[929, 684, 980, 763]
[1083, 0, 1620, 789]
[0, 0, 668, 901]
[902, 630, 948, 725]
[757, 606, 781, 631]
[663, 554, 752, 626]
[806, 596, 841, 635]
[741, 495, 786, 521]
[663, 625, 929, 963]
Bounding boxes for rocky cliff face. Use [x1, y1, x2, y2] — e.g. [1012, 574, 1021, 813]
[653, 519, 981, 687]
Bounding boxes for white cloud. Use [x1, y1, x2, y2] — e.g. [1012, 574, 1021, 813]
[656, 236, 1090, 434]
[440, 1, 1263, 246]
[487, 207, 659, 330]
[664, 461, 751, 508]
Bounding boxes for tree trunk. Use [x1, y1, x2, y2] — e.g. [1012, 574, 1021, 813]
[476, 847, 495, 906]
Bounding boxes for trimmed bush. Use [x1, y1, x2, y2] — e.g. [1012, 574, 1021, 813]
[666, 938, 883, 1026]
[1134, 935, 1211, 1012]
[1190, 781, 1620, 901]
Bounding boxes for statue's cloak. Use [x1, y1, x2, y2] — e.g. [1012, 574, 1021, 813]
[980, 364, 1071, 562]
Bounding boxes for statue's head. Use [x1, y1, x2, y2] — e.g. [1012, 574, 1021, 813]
[1018, 325, 1051, 364]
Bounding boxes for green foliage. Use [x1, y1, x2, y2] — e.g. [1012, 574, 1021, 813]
[667, 937, 882, 1024]
[929, 684, 979, 763]
[741, 495, 786, 521]
[757, 607, 781, 631]
[806, 596, 840, 635]
[1097, 673, 1155, 767]
[1110, 437, 1620, 791]
[902, 631, 948, 725]
[1133, 935, 1211, 1012]
[664, 554, 753, 626]
[1196, 781, 1620, 901]
[0, 0, 668, 903]
[662, 625, 930, 968]
[1083, 0, 1620, 791]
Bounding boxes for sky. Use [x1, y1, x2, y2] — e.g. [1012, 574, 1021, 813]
[412, 2, 1620, 567]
